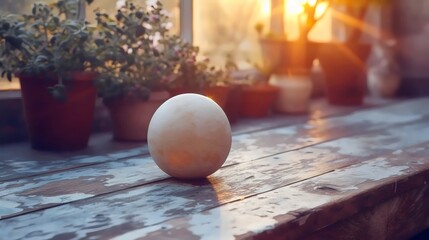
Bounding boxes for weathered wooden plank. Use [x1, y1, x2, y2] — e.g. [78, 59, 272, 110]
[1, 99, 429, 219]
[1, 100, 429, 220]
[0, 100, 355, 183]
[0, 97, 401, 182]
[231, 97, 397, 135]
[304, 186, 429, 240]
[105, 145, 429, 240]
[1, 129, 428, 239]
[0, 133, 148, 182]
[228, 99, 429, 165]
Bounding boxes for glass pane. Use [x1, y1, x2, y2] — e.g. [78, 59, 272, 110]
[193, 0, 332, 69]
[0, 0, 44, 14]
[87, 0, 180, 35]
[193, 0, 269, 69]
[0, 0, 180, 33]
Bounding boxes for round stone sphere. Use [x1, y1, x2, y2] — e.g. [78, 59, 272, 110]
[148, 93, 232, 179]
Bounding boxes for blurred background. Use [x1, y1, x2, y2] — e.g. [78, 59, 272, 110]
[1, 0, 428, 95]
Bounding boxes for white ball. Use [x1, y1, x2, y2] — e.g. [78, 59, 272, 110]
[148, 93, 232, 179]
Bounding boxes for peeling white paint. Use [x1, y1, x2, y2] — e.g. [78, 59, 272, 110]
[106, 149, 429, 240]
[0, 193, 94, 219]
[307, 157, 412, 193]
[392, 150, 403, 155]
[0, 200, 22, 219]
[1, 98, 429, 239]
[1, 143, 428, 239]
[103, 158, 165, 187]
[77, 155, 112, 164]
[317, 122, 429, 157]
[112, 187, 335, 240]
[107, 147, 147, 159]
[343, 110, 421, 125]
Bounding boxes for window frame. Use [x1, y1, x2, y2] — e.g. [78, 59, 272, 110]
[179, 0, 193, 43]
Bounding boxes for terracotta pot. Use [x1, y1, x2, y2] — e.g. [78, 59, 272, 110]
[19, 72, 97, 151]
[240, 85, 279, 118]
[259, 38, 323, 74]
[107, 91, 169, 141]
[203, 85, 231, 109]
[318, 42, 371, 106]
[223, 85, 243, 124]
[170, 86, 241, 123]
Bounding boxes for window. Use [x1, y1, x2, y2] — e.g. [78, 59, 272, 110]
[0, 0, 334, 90]
[193, 0, 332, 68]
[193, 0, 269, 68]
[0, 0, 51, 90]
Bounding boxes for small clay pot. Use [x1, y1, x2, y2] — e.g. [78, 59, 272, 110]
[203, 85, 231, 109]
[318, 42, 371, 106]
[240, 84, 279, 118]
[270, 73, 313, 114]
[223, 84, 243, 124]
[107, 91, 170, 141]
[19, 72, 97, 151]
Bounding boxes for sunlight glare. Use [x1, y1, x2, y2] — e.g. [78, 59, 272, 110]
[261, 0, 271, 18]
[286, 0, 305, 15]
[315, 2, 328, 18]
[285, 0, 327, 16]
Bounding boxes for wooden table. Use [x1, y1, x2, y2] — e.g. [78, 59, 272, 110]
[1, 97, 429, 240]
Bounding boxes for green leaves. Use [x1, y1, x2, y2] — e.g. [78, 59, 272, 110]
[1, 70, 12, 82]
[94, 0, 180, 101]
[0, 0, 100, 102]
[2, 22, 10, 31]
[94, 39, 104, 47]
[48, 83, 67, 102]
[4, 36, 23, 49]
[135, 11, 144, 19]
[135, 25, 145, 37]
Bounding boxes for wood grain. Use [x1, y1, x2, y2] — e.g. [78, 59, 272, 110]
[1, 130, 428, 239]
[0, 99, 428, 219]
[304, 186, 429, 240]
[0, 98, 396, 182]
[111, 145, 429, 240]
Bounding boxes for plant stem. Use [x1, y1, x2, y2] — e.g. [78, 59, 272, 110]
[42, 18, 50, 47]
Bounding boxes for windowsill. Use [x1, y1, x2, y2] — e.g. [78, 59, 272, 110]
[0, 90, 21, 100]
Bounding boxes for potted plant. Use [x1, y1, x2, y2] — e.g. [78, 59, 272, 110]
[0, 0, 98, 151]
[202, 63, 240, 124]
[168, 42, 244, 123]
[94, 1, 179, 141]
[227, 69, 278, 118]
[257, 0, 329, 114]
[167, 41, 212, 96]
[257, 0, 329, 74]
[240, 84, 279, 118]
[318, 0, 390, 105]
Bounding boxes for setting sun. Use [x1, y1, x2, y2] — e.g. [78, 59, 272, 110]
[285, 0, 328, 17]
